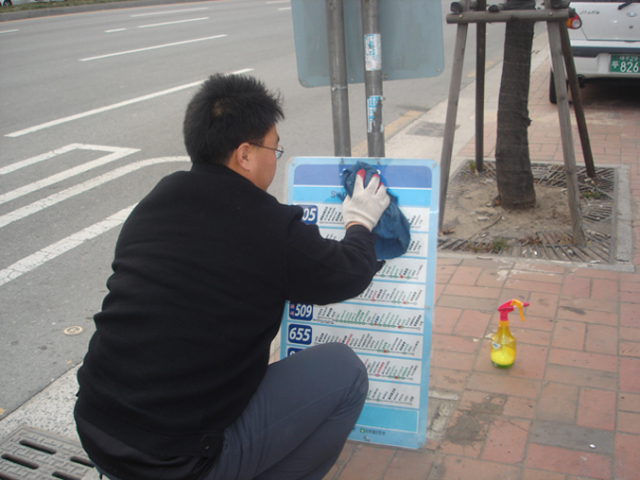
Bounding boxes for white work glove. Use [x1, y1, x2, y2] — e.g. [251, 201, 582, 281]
[342, 169, 391, 231]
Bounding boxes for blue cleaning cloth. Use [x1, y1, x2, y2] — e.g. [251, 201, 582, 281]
[341, 162, 411, 260]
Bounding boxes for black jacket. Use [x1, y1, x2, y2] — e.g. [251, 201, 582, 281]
[75, 163, 379, 468]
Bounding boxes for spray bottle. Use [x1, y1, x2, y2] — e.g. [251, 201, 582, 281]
[490, 299, 529, 368]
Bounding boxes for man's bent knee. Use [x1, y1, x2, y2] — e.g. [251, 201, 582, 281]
[310, 343, 368, 396]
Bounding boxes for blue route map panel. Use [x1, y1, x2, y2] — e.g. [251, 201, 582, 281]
[281, 157, 439, 449]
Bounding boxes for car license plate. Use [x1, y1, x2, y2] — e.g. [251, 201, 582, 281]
[610, 55, 640, 74]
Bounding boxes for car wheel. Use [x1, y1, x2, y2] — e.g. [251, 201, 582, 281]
[549, 70, 557, 104]
[3, 0, 12, 5]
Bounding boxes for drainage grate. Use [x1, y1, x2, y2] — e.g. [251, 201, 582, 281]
[0, 426, 94, 480]
[439, 161, 617, 264]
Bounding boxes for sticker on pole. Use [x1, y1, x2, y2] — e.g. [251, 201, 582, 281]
[367, 96, 383, 133]
[364, 33, 382, 71]
[281, 157, 440, 449]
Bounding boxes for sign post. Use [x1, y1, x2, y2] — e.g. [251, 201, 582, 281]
[326, 0, 352, 157]
[281, 157, 439, 449]
[361, 0, 385, 157]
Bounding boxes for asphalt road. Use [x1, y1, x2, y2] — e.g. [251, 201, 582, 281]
[0, 0, 507, 418]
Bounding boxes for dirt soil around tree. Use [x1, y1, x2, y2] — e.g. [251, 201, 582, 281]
[438, 161, 615, 261]
[442, 175, 574, 242]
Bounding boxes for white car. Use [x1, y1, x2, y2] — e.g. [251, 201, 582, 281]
[549, 0, 640, 103]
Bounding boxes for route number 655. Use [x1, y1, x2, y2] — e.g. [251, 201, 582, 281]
[288, 324, 312, 345]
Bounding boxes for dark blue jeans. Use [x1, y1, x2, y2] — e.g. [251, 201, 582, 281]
[94, 343, 367, 480]
[203, 342, 368, 480]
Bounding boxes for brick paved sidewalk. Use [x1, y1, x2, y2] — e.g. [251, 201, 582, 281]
[323, 61, 640, 480]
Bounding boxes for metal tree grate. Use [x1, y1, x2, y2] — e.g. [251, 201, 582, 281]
[439, 161, 617, 264]
[0, 426, 94, 480]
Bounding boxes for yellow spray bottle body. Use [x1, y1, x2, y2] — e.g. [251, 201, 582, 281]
[490, 300, 529, 368]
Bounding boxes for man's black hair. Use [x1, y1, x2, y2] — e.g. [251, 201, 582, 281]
[183, 74, 284, 165]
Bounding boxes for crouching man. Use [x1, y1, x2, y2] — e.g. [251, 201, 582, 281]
[75, 73, 390, 480]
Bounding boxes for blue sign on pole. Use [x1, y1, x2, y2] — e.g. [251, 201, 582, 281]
[291, 0, 445, 87]
[281, 157, 439, 449]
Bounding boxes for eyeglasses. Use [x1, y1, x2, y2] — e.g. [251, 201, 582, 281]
[249, 143, 284, 160]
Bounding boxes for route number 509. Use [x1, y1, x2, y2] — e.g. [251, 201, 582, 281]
[289, 302, 313, 320]
[288, 324, 312, 345]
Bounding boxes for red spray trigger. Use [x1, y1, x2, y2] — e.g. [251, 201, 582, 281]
[497, 300, 529, 322]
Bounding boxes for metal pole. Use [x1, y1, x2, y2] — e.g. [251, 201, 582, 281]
[438, 0, 470, 231]
[326, 0, 352, 157]
[559, 22, 596, 178]
[475, 0, 486, 172]
[361, 0, 385, 157]
[546, 3, 586, 246]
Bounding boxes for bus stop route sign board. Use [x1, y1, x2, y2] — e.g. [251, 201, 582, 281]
[291, 0, 445, 87]
[280, 157, 439, 449]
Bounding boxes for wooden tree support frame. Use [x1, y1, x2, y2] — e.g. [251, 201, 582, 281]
[438, 0, 595, 247]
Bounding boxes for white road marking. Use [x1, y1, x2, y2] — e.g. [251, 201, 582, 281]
[5, 70, 251, 138]
[0, 157, 190, 287]
[0, 144, 81, 175]
[0, 206, 135, 287]
[0, 157, 189, 229]
[278, 7, 292, 10]
[106, 28, 127, 33]
[0, 29, 19, 34]
[131, 7, 209, 17]
[0, 145, 139, 205]
[5, 81, 204, 138]
[138, 17, 209, 28]
[79, 34, 226, 62]
[229, 68, 254, 75]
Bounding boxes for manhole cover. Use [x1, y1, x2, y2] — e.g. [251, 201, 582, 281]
[439, 161, 618, 264]
[0, 426, 94, 480]
[63, 327, 83, 336]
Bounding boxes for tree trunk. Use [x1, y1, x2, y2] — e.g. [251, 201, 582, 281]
[495, 14, 536, 210]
